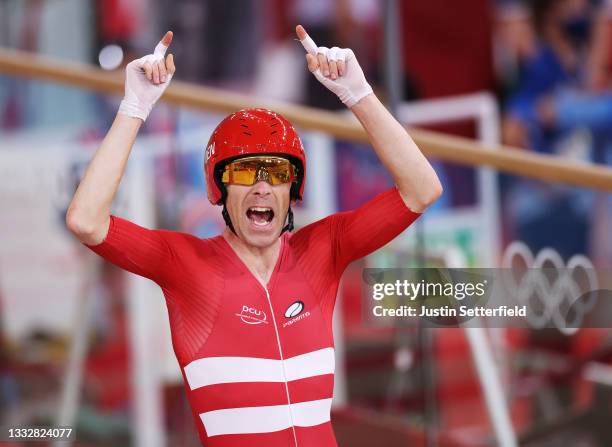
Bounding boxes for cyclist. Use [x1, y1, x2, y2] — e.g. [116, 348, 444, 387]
[66, 25, 442, 447]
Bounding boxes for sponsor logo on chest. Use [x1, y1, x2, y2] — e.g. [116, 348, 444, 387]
[234, 300, 312, 328]
[235, 305, 268, 325]
[283, 300, 311, 328]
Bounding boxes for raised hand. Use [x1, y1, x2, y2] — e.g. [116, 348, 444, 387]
[118, 31, 176, 121]
[296, 25, 372, 108]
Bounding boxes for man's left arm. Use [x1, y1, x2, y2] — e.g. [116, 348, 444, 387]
[350, 95, 443, 212]
[296, 25, 443, 212]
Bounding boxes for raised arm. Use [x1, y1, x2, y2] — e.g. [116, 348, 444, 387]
[66, 32, 176, 244]
[296, 25, 442, 213]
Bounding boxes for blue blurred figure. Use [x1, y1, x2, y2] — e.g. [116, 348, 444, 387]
[501, 0, 612, 259]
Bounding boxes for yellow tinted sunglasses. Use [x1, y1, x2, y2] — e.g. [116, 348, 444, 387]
[221, 156, 297, 186]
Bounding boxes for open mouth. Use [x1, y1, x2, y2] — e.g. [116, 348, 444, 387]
[246, 207, 274, 227]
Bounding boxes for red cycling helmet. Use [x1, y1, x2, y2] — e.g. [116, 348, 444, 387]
[204, 108, 306, 205]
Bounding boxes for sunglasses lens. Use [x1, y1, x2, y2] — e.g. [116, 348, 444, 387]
[267, 164, 293, 184]
[222, 157, 295, 186]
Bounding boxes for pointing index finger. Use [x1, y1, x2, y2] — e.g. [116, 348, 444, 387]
[153, 31, 173, 57]
[296, 25, 317, 55]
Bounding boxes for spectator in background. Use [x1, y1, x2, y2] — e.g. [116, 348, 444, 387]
[503, 0, 612, 149]
[501, 0, 612, 259]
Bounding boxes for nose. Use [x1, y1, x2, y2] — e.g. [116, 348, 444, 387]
[251, 179, 273, 196]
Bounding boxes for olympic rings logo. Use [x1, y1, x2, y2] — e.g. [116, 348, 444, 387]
[501, 241, 598, 335]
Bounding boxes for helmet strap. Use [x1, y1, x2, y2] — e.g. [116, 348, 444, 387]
[221, 203, 236, 234]
[221, 204, 294, 235]
[282, 207, 294, 234]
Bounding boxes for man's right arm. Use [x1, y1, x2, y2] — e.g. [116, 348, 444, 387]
[66, 31, 175, 244]
[66, 114, 142, 244]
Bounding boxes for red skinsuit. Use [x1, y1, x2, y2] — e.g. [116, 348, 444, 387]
[85, 187, 419, 446]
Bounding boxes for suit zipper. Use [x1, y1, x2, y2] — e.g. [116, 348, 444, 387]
[264, 287, 299, 447]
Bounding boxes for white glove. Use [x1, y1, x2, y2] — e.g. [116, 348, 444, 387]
[118, 32, 175, 121]
[298, 26, 373, 108]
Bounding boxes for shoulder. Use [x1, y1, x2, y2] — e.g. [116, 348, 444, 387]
[156, 229, 222, 258]
[286, 214, 348, 260]
[289, 215, 335, 242]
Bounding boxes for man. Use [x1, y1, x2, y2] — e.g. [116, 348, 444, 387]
[66, 25, 442, 447]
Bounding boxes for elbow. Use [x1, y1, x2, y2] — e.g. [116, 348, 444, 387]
[65, 208, 103, 244]
[409, 178, 443, 212]
[65, 208, 89, 237]
[424, 179, 443, 207]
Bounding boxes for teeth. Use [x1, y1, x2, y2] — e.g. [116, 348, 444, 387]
[246, 207, 274, 226]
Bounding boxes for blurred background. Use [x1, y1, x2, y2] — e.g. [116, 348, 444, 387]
[1, 0, 612, 446]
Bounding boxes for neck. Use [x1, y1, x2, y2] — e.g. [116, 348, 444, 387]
[222, 229, 282, 286]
